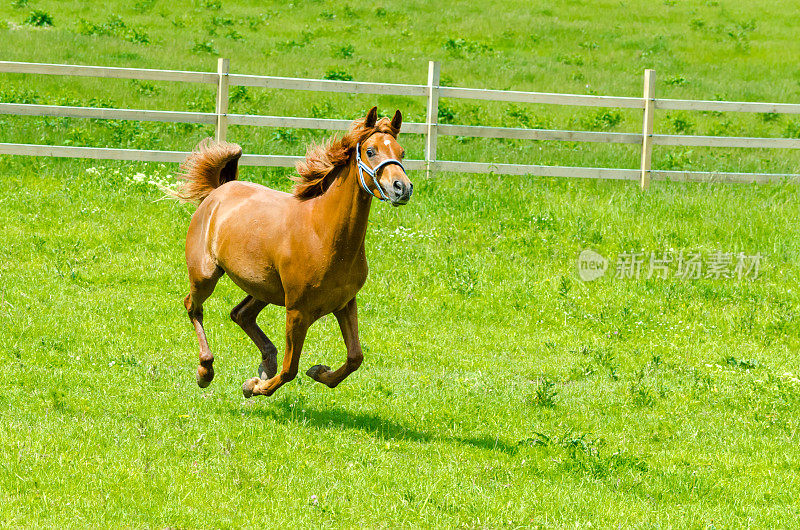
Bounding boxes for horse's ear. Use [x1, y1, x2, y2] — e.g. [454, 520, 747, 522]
[365, 106, 378, 127]
[391, 109, 402, 131]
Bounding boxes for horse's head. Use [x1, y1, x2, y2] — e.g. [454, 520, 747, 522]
[356, 107, 413, 206]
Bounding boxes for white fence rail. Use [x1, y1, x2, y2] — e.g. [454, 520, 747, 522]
[1, 59, 798, 189]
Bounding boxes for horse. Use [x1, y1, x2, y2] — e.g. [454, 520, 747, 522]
[171, 107, 412, 398]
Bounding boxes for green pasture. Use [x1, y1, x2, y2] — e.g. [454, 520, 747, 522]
[1, 0, 799, 527]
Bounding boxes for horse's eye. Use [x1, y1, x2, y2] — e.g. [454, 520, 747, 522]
[400, 151, 405, 159]
[366, 148, 375, 157]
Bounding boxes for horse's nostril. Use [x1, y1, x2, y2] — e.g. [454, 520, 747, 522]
[393, 180, 403, 192]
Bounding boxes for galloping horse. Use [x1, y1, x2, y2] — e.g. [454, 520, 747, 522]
[172, 107, 411, 398]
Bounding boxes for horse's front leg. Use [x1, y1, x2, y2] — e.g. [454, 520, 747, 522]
[306, 297, 363, 388]
[242, 309, 309, 398]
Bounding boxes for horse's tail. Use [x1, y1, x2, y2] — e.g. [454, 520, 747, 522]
[169, 138, 243, 204]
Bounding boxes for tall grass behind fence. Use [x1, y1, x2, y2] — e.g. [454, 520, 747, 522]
[1, 59, 799, 189]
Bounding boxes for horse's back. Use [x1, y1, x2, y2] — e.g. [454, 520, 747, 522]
[210, 180, 292, 204]
[189, 181, 288, 238]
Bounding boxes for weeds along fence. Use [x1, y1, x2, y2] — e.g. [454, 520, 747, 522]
[1, 58, 799, 190]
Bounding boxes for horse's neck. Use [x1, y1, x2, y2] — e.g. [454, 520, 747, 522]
[313, 158, 372, 254]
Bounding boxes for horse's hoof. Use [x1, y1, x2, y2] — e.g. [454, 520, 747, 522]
[197, 366, 214, 388]
[306, 364, 331, 381]
[242, 377, 260, 399]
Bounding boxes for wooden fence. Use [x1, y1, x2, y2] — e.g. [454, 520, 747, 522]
[1, 59, 799, 189]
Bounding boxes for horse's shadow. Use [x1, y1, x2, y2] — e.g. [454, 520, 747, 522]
[231, 399, 519, 455]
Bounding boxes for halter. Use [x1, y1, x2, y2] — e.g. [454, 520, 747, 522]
[355, 141, 406, 202]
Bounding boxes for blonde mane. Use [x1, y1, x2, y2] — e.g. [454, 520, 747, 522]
[293, 115, 400, 199]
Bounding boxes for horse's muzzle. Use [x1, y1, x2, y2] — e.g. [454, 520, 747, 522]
[391, 180, 413, 205]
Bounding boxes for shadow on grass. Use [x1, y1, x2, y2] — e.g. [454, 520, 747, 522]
[232, 400, 519, 455]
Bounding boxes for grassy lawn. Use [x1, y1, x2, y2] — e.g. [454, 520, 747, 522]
[1, 0, 799, 527]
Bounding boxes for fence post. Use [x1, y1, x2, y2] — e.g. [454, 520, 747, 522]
[215, 57, 230, 142]
[424, 60, 440, 177]
[640, 69, 656, 190]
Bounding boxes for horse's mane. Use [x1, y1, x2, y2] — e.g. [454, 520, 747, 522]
[293, 115, 400, 199]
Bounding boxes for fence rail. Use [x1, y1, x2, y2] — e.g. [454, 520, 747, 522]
[0, 59, 798, 188]
[655, 98, 800, 114]
[0, 60, 218, 83]
[0, 102, 217, 124]
[438, 86, 646, 109]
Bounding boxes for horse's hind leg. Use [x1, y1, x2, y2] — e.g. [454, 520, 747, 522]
[230, 295, 278, 380]
[184, 267, 223, 388]
[242, 309, 310, 398]
[306, 297, 363, 388]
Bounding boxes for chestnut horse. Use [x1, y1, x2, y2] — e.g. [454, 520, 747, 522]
[172, 107, 411, 398]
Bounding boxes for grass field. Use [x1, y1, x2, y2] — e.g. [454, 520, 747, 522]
[1, 0, 800, 527]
